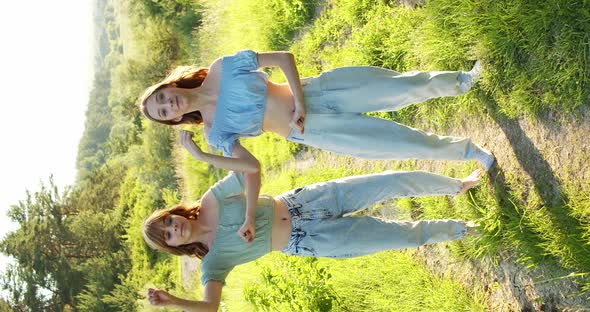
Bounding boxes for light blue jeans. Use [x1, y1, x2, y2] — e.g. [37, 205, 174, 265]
[278, 170, 468, 258]
[287, 66, 482, 160]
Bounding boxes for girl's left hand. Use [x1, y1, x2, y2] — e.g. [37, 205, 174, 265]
[179, 130, 204, 160]
[147, 288, 175, 306]
[238, 218, 255, 243]
[289, 103, 305, 134]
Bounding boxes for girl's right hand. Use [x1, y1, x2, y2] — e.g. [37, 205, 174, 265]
[147, 288, 175, 306]
[179, 130, 203, 159]
[289, 103, 305, 134]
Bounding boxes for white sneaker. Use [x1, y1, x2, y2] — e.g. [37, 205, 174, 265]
[464, 221, 482, 237]
[474, 144, 495, 171]
[458, 60, 482, 93]
[470, 60, 482, 82]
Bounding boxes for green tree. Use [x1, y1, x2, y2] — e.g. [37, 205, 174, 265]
[0, 177, 80, 311]
[132, 0, 203, 35]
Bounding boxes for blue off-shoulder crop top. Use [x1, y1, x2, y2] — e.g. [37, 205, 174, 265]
[207, 50, 269, 156]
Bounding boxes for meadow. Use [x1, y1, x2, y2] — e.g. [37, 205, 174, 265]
[174, 0, 590, 310]
[2, 0, 589, 310]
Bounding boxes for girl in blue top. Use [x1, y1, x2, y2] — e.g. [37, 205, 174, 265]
[138, 50, 494, 244]
[142, 168, 483, 310]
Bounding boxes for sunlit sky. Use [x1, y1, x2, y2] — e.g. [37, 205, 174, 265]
[0, 0, 93, 290]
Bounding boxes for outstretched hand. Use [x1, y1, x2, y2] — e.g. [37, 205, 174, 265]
[147, 288, 175, 306]
[237, 218, 255, 243]
[289, 103, 305, 134]
[179, 130, 203, 158]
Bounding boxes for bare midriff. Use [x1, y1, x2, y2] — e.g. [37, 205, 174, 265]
[255, 81, 305, 251]
[270, 198, 293, 251]
[261, 81, 297, 138]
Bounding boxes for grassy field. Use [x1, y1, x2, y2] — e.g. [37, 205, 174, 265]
[171, 0, 590, 310]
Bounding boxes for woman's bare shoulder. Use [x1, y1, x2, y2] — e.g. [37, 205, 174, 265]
[200, 57, 223, 97]
[207, 57, 223, 76]
[198, 189, 220, 229]
[200, 189, 219, 210]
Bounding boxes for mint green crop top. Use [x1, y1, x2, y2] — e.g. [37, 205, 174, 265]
[200, 172, 275, 286]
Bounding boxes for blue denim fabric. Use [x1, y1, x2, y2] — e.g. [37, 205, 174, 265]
[278, 171, 467, 258]
[288, 66, 483, 161]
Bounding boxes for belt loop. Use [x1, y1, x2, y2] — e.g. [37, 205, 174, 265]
[291, 229, 306, 253]
[288, 207, 302, 218]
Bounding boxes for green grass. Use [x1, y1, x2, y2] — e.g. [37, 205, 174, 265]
[173, 0, 590, 309]
[326, 252, 487, 311]
[236, 251, 488, 312]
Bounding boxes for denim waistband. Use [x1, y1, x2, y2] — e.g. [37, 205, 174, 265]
[286, 128, 305, 143]
[277, 188, 304, 218]
[277, 189, 308, 255]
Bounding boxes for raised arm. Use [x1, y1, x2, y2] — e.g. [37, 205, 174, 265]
[180, 130, 260, 173]
[238, 157, 261, 244]
[147, 280, 222, 312]
[257, 51, 305, 133]
[181, 130, 261, 243]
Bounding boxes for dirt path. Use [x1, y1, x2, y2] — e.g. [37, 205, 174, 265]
[180, 256, 199, 288]
[266, 102, 590, 311]
[417, 104, 590, 311]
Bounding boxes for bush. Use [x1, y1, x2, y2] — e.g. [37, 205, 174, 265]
[244, 254, 339, 311]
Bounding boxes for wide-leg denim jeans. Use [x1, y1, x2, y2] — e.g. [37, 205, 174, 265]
[287, 66, 483, 160]
[278, 170, 469, 258]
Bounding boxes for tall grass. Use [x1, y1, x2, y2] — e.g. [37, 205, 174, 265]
[241, 252, 488, 311]
[292, 0, 590, 119]
[196, 0, 319, 62]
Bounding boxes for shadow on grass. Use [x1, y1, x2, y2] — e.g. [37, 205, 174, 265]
[475, 90, 590, 307]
